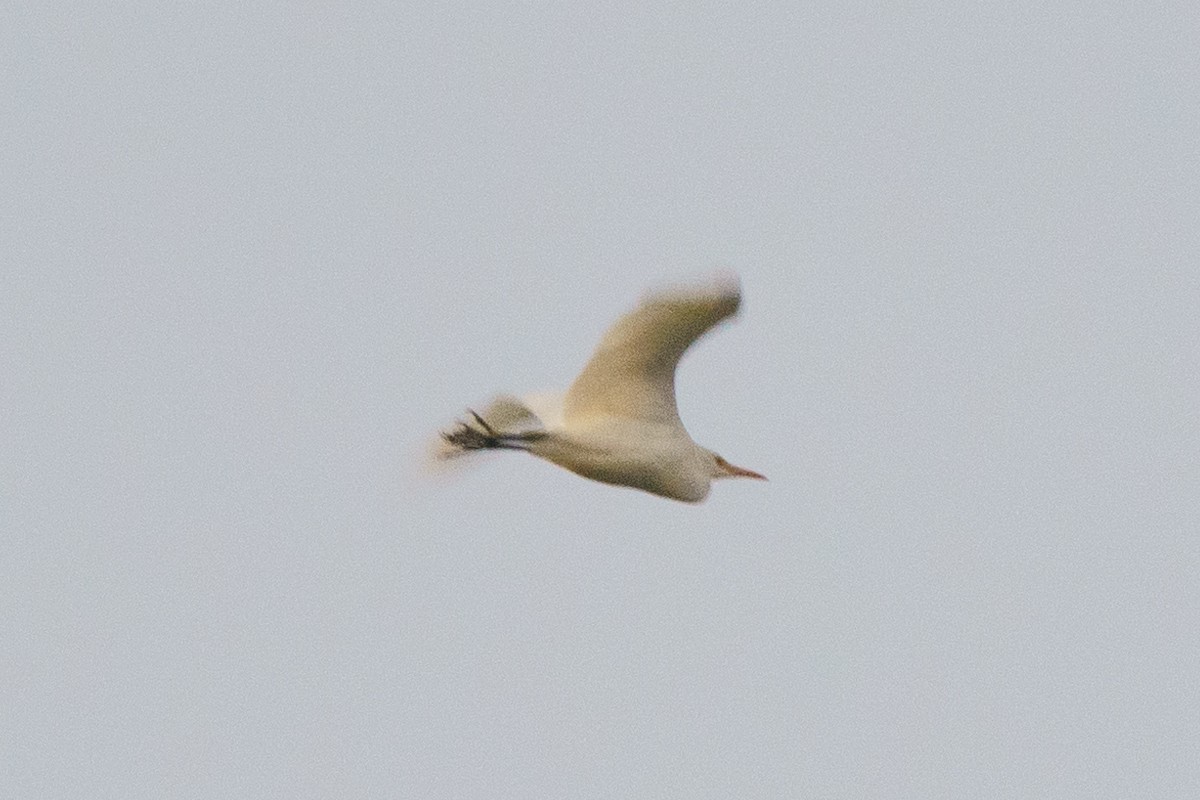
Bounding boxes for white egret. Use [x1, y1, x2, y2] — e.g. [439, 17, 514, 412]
[435, 275, 765, 503]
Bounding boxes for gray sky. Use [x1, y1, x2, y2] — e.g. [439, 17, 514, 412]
[4, 3, 1198, 798]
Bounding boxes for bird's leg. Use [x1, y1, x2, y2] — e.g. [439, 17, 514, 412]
[441, 408, 544, 452]
[469, 409, 499, 437]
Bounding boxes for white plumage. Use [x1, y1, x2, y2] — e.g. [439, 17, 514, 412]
[435, 275, 765, 503]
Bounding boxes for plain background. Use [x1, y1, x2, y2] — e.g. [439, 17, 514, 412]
[4, 3, 1198, 797]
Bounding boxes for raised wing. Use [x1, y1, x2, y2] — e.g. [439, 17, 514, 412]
[562, 276, 741, 425]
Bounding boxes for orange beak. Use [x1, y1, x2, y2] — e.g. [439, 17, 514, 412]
[715, 455, 767, 481]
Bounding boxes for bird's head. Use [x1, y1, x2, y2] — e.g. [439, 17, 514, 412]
[708, 451, 767, 482]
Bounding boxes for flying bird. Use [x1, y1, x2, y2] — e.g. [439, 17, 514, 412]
[435, 275, 765, 503]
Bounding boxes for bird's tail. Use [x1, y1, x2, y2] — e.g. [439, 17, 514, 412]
[430, 395, 548, 462]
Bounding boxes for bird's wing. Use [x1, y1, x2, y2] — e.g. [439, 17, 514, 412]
[562, 276, 741, 425]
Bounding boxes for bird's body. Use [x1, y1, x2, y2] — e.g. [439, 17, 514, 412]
[436, 275, 765, 503]
[529, 414, 714, 502]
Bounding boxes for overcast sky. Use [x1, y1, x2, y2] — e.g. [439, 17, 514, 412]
[4, 3, 1198, 798]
